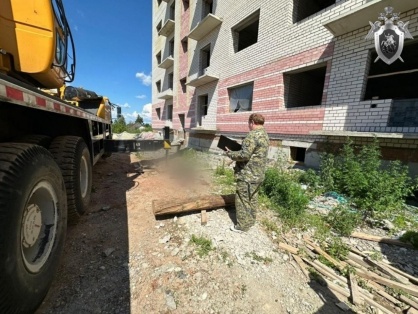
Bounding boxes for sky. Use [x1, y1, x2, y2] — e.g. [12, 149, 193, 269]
[64, 0, 153, 123]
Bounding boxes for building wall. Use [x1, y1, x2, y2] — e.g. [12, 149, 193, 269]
[152, 0, 418, 171]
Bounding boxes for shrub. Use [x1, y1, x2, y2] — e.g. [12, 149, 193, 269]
[400, 231, 418, 249]
[319, 138, 416, 217]
[326, 204, 361, 236]
[261, 167, 309, 224]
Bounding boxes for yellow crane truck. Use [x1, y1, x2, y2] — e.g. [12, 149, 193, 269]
[0, 1, 162, 312]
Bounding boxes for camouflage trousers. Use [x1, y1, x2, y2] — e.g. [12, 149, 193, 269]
[235, 180, 261, 231]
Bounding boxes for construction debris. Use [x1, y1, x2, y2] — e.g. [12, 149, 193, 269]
[278, 235, 418, 313]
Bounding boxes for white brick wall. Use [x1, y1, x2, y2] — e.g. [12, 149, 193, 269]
[152, 0, 418, 135]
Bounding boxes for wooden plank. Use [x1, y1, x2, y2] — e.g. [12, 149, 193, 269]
[321, 276, 351, 298]
[201, 210, 207, 226]
[384, 263, 418, 285]
[302, 258, 347, 285]
[278, 242, 298, 254]
[366, 281, 404, 307]
[351, 232, 413, 248]
[349, 273, 363, 306]
[355, 268, 418, 298]
[303, 238, 346, 270]
[365, 257, 410, 285]
[292, 254, 310, 279]
[361, 293, 395, 314]
[407, 306, 418, 314]
[399, 295, 418, 311]
[347, 251, 371, 269]
[153, 194, 235, 216]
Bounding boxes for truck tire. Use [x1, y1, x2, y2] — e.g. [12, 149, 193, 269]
[49, 136, 92, 223]
[13, 134, 52, 148]
[0, 143, 67, 314]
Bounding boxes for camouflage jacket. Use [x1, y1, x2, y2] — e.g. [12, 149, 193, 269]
[226, 127, 269, 183]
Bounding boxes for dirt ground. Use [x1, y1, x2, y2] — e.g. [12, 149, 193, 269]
[35, 152, 354, 314]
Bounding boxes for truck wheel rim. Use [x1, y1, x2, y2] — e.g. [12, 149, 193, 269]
[21, 181, 58, 273]
[80, 154, 88, 198]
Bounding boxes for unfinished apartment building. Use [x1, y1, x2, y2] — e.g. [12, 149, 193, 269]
[151, 0, 418, 174]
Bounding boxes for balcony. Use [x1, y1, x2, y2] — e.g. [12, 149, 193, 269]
[187, 68, 219, 87]
[158, 55, 174, 69]
[188, 14, 223, 41]
[158, 89, 173, 100]
[158, 19, 175, 37]
[323, 0, 417, 36]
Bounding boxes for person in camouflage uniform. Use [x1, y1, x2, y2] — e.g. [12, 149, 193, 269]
[225, 113, 269, 232]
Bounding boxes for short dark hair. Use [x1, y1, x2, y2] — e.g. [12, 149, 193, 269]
[249, 113, 265, 125]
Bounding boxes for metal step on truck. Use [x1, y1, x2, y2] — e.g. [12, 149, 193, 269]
[0, 0, 163, 312]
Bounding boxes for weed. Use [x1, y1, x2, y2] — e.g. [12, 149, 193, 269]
[298, 168, 324, 196]
[215, 159, 228, 175]
[326, 204, 361, 236]
[399, 231, 418, 249]
[240, 284, 247, 296]
[319, 138, 416, 217]
[219, 250, 233, 267]
[357, 278, 373, 293]
[385, 287, 409, 297]
[304, 214, 331, 241]
[318, 255, 335, 269]
[213, 166, 235, 194]
[326, 237, 349, 260]
[245, 251, 273, 264]
[260, 218, 280, 235]
[261, 167, 309, 226]
[369, 250, 383, 262]
[190, 235, 213, 257]
[341, 265, 356, 276]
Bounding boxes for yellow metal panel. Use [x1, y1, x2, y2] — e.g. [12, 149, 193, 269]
[0, 0, 60, 86]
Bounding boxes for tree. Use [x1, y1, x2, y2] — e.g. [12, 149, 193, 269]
[112, 116, 127, 133]
[135, 114, 144, 125]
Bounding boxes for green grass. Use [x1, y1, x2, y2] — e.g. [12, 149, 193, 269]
[190, 234, 213, 257]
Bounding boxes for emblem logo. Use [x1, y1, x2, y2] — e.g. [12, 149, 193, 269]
[365, 6, 413, 65]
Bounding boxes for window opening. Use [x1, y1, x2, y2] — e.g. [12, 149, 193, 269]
[179, 114, 185, 129]
[200, 44, 211, 76]
[181, 37, 188, 53]
[170, 3, 175, 20]
[364, 40, 418, 101]
[156, 51, 162, 64]
[233, 10, 260, 52]
[180, 78, 187, 93]
[198, 94, 209, 126]
[202, 0, 213, 18]
[169, 39, 175, 57]
[293, 0, 335, 23]
[228, 83, 253, 112]
[182, 0, 189, 11]
[156, 108, 161, 119]
[167, 104, 173, 121]
[290, 147, 306, 163]
[168, 73, 174, 90]
[157, 0, 162, 6]
[284, 65, 326, 108]
[156, 21, 162, 33]
[156, 80, 161, 93]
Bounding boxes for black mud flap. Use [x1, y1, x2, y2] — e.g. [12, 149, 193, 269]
[104, 139, 164, 153]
